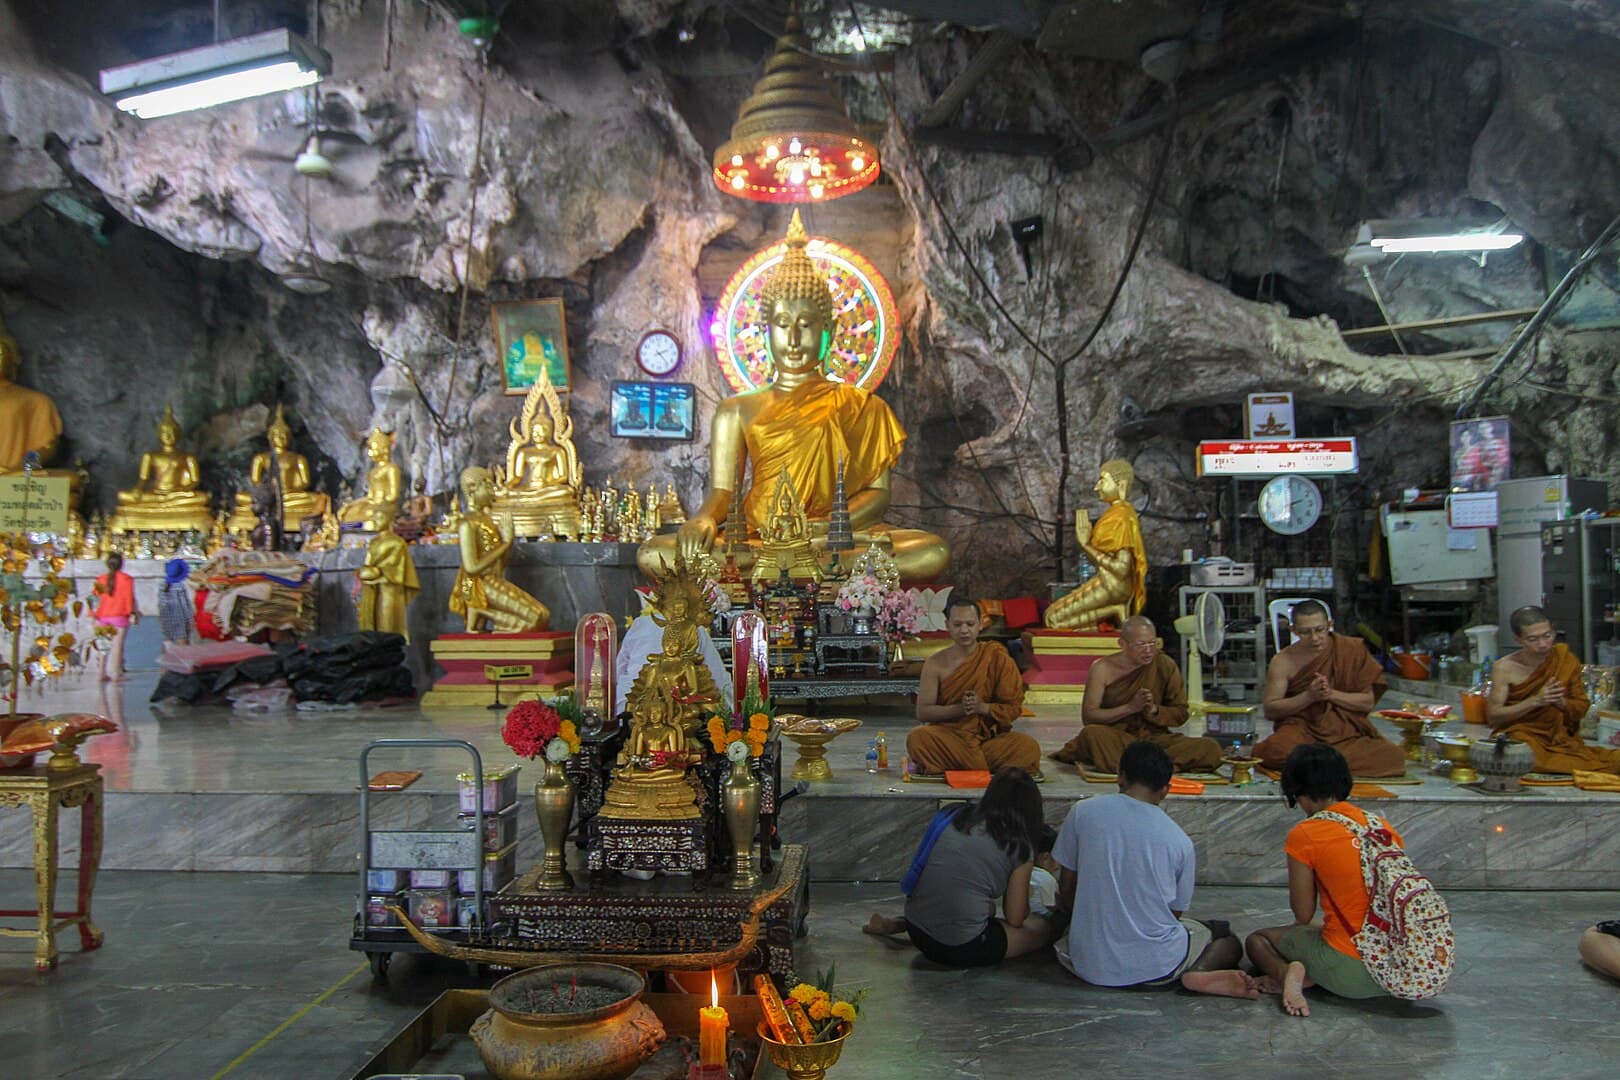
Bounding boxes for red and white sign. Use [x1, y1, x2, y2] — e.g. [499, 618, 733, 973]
[1196, 438, 1359, 477]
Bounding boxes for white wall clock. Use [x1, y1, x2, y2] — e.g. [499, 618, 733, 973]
[1258, 475, 1323, 535]
[636, 329, 682, 377]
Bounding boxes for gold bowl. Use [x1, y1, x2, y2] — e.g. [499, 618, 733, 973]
[1381, 713, 1436, 763]
[1222, 756, 1262, 785]
[756, 1021, 851, 1080]
[1435, 736, 1478, 784]
[779, 718, 861, 782]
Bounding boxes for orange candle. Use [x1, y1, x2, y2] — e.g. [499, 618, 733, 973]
[698, 972, 728, 1066]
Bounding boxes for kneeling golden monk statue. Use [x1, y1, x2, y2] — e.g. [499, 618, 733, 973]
[1044, 459, 1147, 630]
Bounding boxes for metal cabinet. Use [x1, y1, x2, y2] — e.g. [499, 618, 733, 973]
[1541, 517, 1620, 664]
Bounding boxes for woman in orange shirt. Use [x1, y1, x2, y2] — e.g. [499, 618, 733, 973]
[1245, 743, 1396, 1016]
[93, 552, 139, 681]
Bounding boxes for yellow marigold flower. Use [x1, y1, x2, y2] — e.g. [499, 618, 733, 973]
[789, 983, 818, 1006]
[831, 1001, 856, 1023]
[559, 720, 578, 741]
[808, 998, 832, 1021]
[749, 712, 770, 729]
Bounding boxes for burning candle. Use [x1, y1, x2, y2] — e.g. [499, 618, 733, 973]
[698, 972, 728, 1066]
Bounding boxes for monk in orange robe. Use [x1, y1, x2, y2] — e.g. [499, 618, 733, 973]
[907, 598, 1041, 776]
[1254, 601, 1404, 778]
[1052, 616, 1224, 772]
[1489, 606, 1619, 775]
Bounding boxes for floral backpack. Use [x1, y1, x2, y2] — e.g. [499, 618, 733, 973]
[1315, 809, 1454, 1000]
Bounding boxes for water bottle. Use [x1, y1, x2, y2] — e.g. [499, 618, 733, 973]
[866, 739, 878, 773]
[875, 732, 889, 771]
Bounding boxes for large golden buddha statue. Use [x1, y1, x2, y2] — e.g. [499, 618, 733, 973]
[636, 210, 949, 584]
[227, 405, 331, 533]
[0, 317, 63, 472]
[491, 366, 582, 538]
[337, 429, 402, 532]
[111, 405, 214, 534]
[1043, 459, 1148, 630]
[449, 466, 550, 633]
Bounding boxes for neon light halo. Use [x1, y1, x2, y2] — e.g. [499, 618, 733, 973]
[710, 235, 900, 394]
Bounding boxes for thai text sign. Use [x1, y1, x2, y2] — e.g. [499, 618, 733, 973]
[0, 475, 71, 533]
[1196, 438, 1359, 477]
[483, 663, 534, 681]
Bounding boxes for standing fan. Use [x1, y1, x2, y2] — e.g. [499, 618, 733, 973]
[1173, 591, 1225, 735]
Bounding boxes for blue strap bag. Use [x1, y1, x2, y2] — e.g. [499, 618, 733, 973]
[900, 805, 964, 896]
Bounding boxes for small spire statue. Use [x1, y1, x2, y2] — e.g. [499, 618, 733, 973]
[826, 454, 854, 553]
[722, 458, 749, 556]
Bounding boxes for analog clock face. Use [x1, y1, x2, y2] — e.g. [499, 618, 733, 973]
[1258, 475, 1323, 535]
[637, 330, 682, 376]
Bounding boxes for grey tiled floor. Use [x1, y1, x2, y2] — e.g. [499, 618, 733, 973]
[2, 870, 1616, 1079]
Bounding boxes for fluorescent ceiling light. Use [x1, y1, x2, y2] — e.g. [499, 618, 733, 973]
[1351, 218, 1525, 258]
[99, 29, 330, 119]
[1369, 233, 1524, 253]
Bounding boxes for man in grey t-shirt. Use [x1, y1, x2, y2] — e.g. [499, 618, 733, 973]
[1053, 741, 1261, 997]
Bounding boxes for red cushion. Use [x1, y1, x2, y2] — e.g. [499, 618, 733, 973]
[1001, 597, 1040, 629]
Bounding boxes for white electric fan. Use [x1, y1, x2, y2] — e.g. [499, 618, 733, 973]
[1173, 591, 1226, 734]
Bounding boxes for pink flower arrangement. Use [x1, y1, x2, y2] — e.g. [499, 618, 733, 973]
[876, 589, 923, 645]
[835, 574, 887, 613]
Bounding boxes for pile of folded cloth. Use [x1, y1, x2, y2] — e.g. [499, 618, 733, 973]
[192, 551, 317, 639]
[152, 632, 413, 707]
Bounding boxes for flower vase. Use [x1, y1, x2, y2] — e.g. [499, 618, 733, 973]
[851, 607, 874, 636]
[722, 757, 760, 890]
[534, 759, 575, 891]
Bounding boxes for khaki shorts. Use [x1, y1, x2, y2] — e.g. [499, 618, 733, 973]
[1135, 916, 1216, 988]
[1277, 925, 1387, 1000]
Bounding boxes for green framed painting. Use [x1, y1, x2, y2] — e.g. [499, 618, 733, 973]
[494, 298, 571, 395]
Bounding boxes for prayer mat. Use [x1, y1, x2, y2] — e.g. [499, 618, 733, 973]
[1167, 777, 1206, 796]
[1349, 782, 1398, 800]
[1573, 770, 1620, 793]
[1520, 772, 1576, 786]
[1179, 771, 1231, 786]
[1078, 768, 1118, 784]
[1258, 766, 1421, 785]
[946, 770, 992, 789]
[902, 771, 948, 784]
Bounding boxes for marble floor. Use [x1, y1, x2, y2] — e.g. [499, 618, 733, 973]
[2, 868, 1616, 1080]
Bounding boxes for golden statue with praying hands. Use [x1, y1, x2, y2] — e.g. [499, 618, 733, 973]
[635, 210, 949, 584]
[337, 429, 402, 532]
[227, 405, 330, 533]
[491, 365, 583, 539]
[448, 466, 550, 633]
[1043, 459, 1148, 630]
[110, 404, 214, 535]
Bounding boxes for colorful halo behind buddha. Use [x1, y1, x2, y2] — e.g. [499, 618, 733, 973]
[711, 235, 899, 394]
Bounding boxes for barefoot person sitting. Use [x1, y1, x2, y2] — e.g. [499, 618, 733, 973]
[1488, 606, 1620, 775]
[1580, 921, 1620, 981]
[907, 597, 1042, 777]
[1246, 744, 1415, 1016]
[1051, 741, 1259, 998]
[864, 767, 1055, 967]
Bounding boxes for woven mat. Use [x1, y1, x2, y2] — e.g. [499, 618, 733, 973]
[1077, 767, 1228, 786]
[1349, 782, 1398, 800]
[1520, 772, 1576, 786]
[1257, 766, 1422, 785]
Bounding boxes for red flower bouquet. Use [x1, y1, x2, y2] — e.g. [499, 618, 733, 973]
[502, 698, 579, 762]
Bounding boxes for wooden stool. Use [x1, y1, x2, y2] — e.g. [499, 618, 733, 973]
[0, 763, 105, 972]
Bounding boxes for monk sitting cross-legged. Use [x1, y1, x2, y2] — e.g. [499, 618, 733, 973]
[1253, 600, 1405, 779]
[1488, 606, 1619, 775]
[907, 597, 1042, 777]
[1051, 615, 1223, 773]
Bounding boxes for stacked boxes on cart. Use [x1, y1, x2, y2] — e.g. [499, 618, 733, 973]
[364, 764, 523, 931]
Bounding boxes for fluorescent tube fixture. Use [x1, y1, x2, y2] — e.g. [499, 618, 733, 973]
[100, 29, 331, 119]
[1349, 218, 1525, 259]
[1370, 233, 1524, 253]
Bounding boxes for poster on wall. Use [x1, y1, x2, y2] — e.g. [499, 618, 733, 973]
[494, 298, 571, 395]
[1449, 416, 1510, 492]
[609, 381, 696, 441]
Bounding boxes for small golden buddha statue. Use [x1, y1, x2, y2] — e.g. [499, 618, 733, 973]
[1043, 459, 1148, 630]
[637, 210, 949, 584]
[228, 405, 331, 533]
[753, 471, 821, 582]
[358, 506, 420, 640]
[621, 553, 724, 738]
[337, 429, 402, 532]
[658, 482, 686, 526]
[491, 366, 582, 538]
[0, 318, 63, 473]
[601, 681, 701, 820]
[111, 405, 214, 535]
[449, 466, 550, 633]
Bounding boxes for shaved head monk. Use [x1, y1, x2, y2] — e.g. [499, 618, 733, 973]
[907, 597, 1042, 777]
[1051, 616, 1223, 773]
[1253, 600, 1404, 778]
[1488, 606, 1620, 775]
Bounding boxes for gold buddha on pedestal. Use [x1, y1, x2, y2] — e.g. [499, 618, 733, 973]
[227, 405, 331, 534]
[491, 366, 582, 539]
[1043, 459, 1148, 630]
[338, 429, 402, 532]
[636, 210, 949, 585]
[111, 405, 214, 535]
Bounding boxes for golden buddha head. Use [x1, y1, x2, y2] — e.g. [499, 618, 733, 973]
[158, 404, 182, 450]
[1096, 458, 1134, 501]
[267, 405, 292, 450]
[460, 465, 495, 510]
[364, 428, 394, 462]
[759, 209, 835, 376]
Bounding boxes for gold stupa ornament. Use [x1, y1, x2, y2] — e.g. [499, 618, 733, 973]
[491, 364, 583, 539]
[712, 10, 880, 203]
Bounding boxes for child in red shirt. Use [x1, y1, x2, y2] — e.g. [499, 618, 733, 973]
[93, 552, 139, 681]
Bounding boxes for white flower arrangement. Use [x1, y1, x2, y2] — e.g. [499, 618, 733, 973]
[835, 574, 887, 613]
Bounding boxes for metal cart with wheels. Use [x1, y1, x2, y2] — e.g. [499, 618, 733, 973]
[350, 738, 487, 980]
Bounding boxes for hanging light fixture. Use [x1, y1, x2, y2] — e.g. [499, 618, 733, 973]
[100, 28, 331, 120]
[712, 10, 880, 204]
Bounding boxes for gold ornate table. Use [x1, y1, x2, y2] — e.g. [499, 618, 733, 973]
[0, 763, 104, 972]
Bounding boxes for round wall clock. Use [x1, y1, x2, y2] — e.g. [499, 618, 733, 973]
[636, 329, 682, 377]
[1258, 475, 1323, 535]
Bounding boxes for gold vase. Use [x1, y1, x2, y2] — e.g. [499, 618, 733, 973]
[534, 759, 575, 890]
[722, 756, 760, 890]
[755, 1021, 851, 1080]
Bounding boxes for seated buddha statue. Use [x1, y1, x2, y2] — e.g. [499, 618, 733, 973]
[448, 466, 550, 633]
[337, 429, 402, 532]
[111, 404, 214, 534]
[621, 557, 722, 737]
[1043, 459, 1148, 630]
[0, 317, 63, 473]
[601, 680, 702, 820]
[491, 367, 582, 538]
[636, 210, 949, 584]
[227, 405, 331, 534]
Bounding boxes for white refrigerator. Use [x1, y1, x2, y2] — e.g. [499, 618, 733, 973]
[1495, 475, 1608, 653]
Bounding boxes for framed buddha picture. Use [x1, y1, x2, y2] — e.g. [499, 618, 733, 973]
[610, 381, 696, 441]
[493, 298, 571, 395]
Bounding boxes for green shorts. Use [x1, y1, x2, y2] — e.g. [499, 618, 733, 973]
[1277, 926, 1387, 1000]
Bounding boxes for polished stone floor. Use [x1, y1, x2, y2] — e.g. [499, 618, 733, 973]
[2, 869, 1616, 1079]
